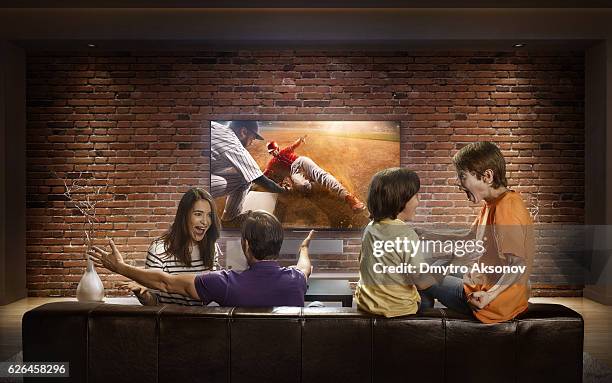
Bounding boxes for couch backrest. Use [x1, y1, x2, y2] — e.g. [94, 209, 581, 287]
[22, 302, 583, 383]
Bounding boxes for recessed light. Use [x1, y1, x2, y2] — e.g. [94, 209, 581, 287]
[87, 43, 96, 48]
[513, 43, 526, 48]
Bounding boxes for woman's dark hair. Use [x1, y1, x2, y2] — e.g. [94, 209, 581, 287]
[160, 188, 221, 268]
[367, 167, 420, 222]
[240, 210, 283, 260]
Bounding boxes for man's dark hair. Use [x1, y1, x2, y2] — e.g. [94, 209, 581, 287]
[452, 141, 507, 188]
[367, 167, 420, 222]
[240, 210, 283, 260]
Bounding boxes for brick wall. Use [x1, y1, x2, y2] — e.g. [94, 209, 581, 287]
[25, 50, 585, 297]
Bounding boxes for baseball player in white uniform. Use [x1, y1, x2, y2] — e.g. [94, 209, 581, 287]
[210, 121, 286, 222]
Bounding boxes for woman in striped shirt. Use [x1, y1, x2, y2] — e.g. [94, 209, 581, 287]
[127, 188, 222, 306]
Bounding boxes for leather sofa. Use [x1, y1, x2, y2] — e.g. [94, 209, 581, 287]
[22, 302, 583, 383]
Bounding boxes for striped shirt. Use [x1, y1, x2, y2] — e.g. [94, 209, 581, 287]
[145, 239, 222, 306]
[211, 121, 263, 183]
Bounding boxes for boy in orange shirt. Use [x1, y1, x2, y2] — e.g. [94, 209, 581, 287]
[419, 142, 534, 323]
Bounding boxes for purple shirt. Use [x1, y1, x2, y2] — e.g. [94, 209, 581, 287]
[194, 261, 307, 307]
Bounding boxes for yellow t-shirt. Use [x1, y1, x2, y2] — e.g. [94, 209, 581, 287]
[355, 219, 432, 318]
[464, 190, 535, 324]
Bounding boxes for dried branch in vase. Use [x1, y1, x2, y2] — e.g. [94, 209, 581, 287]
[54, 171, 113, 250]
[53, 171, 114, 302]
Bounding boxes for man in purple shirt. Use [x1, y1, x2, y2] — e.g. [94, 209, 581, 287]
[91, 210, 313, 307]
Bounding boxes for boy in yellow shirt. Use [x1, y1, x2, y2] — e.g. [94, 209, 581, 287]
[420, 142, 534, 323]
[355, 168, 434, 317]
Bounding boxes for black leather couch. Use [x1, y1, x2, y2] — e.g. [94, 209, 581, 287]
[22, 302, 583, 383]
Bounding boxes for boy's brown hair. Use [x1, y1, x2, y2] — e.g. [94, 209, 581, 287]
[452, 142, 507, 188]
[367, 167, 420, 222]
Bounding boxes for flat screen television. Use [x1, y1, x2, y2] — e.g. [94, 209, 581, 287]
[211, 120, 400, 229]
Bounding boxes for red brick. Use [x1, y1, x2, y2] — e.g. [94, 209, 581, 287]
[26, 50, 585, 297]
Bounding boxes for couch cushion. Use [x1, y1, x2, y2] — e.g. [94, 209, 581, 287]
[516, 303, 584, 383]
[22, 302, 102, 383]
[231, 307, 302, 383]
[373, 308, 445, 383]
[88, 304, 163, 383]
[159, 305, 233, 383]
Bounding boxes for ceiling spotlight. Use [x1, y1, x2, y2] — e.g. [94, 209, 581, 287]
[87, 43, 96, 48]
[513, 43, 526, 48]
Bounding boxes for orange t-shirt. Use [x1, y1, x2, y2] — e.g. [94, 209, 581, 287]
[463, 190, 535, 324]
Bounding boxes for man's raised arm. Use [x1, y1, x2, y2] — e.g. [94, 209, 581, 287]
[89, 239, 200, 300]
[295, 230, 314, 278]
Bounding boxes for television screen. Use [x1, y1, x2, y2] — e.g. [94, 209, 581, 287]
[211, 120, 400, 229]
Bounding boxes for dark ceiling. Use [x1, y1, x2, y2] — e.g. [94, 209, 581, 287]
[1, 0, 612, 8]
[1, 5, 610, 50]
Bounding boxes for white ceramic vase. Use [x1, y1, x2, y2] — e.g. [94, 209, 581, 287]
[76, 254, 105, 302]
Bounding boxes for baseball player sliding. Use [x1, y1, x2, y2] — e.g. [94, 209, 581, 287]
[263, 135, 366, 213]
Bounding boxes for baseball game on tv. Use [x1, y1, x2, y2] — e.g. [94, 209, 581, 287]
[211, 120, 400, 229]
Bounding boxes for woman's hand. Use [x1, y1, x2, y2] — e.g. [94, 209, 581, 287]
[118, 281, 158, 306]
[118, 281, 147, 295]
[89, 238, 125, 273]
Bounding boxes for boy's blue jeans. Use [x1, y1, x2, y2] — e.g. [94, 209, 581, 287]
[419, 275, 474, 317]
